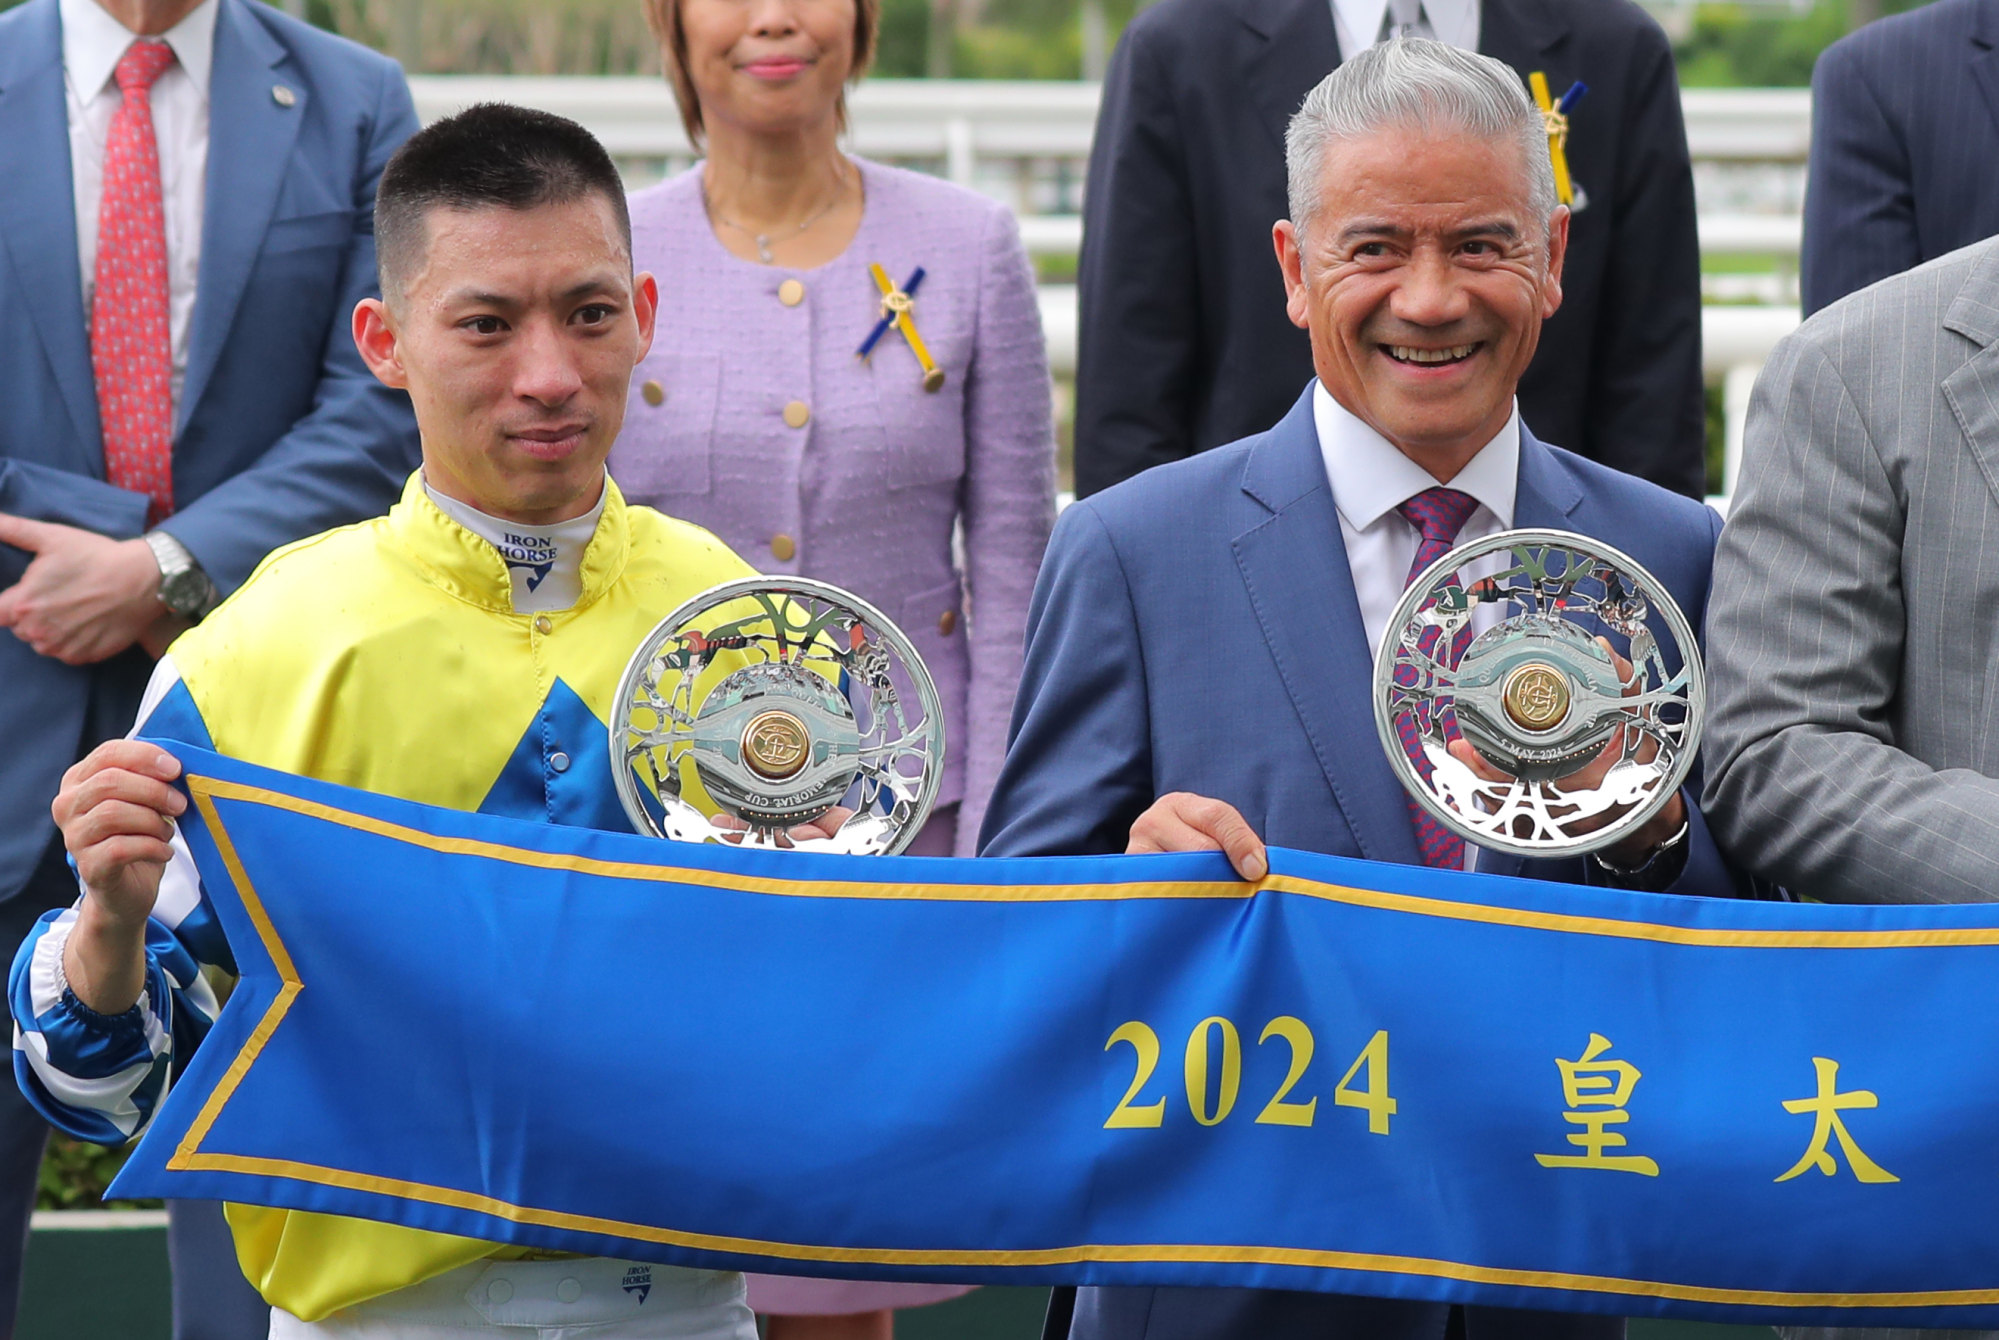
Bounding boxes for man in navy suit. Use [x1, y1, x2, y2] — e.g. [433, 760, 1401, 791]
[1802, 0, 1999, 315]
[0, 0, 419, 1335]
[983, 40, 1732, 1340]
[1071, 0, 1707, 500]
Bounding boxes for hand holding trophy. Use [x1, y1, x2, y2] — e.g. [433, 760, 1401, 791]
[1372, 530, 1704, 859]
[611, 578, 945, 854]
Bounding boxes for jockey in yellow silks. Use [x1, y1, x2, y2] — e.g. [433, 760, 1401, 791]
[13, 107, 770, 1337]
[16, 470, 756, 1321]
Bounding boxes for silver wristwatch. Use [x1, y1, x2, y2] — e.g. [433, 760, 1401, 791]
[143, 531, 218, 620]
[1591, 814, 1691, 891]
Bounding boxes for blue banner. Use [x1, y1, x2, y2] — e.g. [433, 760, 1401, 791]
[114, 745, 1999, 1327]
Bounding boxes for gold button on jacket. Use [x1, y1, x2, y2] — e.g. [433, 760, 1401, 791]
[771, 534, 797, 561]
[938, 609, 957, 636]
[640, 380, 664, 407]
[778, 279, 805, 307]
[782, 401, 811, 429]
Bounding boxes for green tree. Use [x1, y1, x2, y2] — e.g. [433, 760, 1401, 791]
[37, 1137, 159, 1212]
[954, 0, 1143, 78]
[1674, 0, 1937, 88]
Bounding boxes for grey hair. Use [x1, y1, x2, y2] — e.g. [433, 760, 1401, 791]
[1284, 37, 1558, 240]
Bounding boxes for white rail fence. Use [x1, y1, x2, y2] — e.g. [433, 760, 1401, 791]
[409, 78, 1812, 489]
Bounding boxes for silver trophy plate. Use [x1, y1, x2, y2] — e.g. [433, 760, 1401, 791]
[612, 577, 945, 855]
[1372, 529, 1704, 858]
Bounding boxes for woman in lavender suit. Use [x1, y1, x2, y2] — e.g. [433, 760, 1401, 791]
[616, 0, 1056, 1332]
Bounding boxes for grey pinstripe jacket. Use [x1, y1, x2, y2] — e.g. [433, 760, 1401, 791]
[1704, 238, 1999, 1340]
[1707, 236, 1999, 909]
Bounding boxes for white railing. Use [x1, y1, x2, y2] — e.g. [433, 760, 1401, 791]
[1679, 88, 1813, 162]
[406, 78, 1811, 243]
[409, 78, 1810, 169]
[409, 78, 1812, 486]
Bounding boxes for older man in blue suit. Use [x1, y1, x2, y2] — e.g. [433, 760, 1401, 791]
[982, 39, 1733, 1340]
[0, 0, 418, 1335]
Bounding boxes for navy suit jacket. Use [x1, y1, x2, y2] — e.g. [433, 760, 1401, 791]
[983, 386, 1730, 889]
[1071, 0, 1707, 501]
[0, 0, 421, 905]
[980, 388, 1730, 1340]
[1803, 0, 1999, 315]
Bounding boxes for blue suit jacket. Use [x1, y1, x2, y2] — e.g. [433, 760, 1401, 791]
[1802, 0, 1999, 315]
[0, 0, 421, 905]
[982, 386, 1731, 893]
[979, 389, 1730, 1340]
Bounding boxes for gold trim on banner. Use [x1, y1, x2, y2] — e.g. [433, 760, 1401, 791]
[170, 786, 305, 1171]
[187, 774, 1999, 947]
[164, 772, 1999, 1312]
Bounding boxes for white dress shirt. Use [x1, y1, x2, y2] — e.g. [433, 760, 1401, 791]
[62, 0, 217, 420]
[1314, 379, 1518, 660]
[1330, 0, 1478, 63]
[1314, 381, 1518, 869]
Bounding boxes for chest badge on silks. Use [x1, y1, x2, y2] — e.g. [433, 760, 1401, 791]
[858, 263, 946, 392]
[1528, 73, 1589, 214]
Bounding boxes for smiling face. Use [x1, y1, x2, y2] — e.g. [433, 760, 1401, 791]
[1274, 124, 1568, 481]
[353, 195, 658, 525]
[677, 0, 857, 140]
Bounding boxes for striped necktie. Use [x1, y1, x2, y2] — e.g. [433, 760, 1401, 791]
[92, 39, 178, 527]
[1393, 486, 1481, 869]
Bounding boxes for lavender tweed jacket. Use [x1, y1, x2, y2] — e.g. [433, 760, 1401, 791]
[612, 159, 1057, 853]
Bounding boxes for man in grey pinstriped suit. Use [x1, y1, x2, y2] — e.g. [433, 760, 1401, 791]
[1702, 237, 1999, 1340]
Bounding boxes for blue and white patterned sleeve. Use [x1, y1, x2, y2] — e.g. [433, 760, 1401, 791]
[10, 656, 228, 1144]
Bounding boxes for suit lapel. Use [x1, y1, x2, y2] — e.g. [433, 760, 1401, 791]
[1476, 0, 1565, 82]
[1238, 0, 1341, 155]
[1233, 390, 1422, 866]
[0, 0, 101, 464]
[1941, 248, 1999, 511]
[1511, 425, 1587, 531]
[1969, 3, 1999, 158]
[181, 0, 300, 430]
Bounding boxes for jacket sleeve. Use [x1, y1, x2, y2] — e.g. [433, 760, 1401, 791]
[1583, 24, 1707, 500]
[1800, 38, 1919, 317]
[11, 656, 227, 1144]
[977, 500, 1155, 858]
[955, 206, 1058, 856]
[153, 61, 423, 594]
[1071, 21, 1204, 499]
[0, 458, 150, 540]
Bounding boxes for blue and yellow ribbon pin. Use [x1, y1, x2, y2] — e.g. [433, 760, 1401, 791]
[858, 264, 946, 393]
[1527, 73, 1587, 208]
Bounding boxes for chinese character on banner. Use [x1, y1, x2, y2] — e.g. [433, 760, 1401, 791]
[1775, 1057, 1899, 1184]
[1534, 1033, 1660, 1176]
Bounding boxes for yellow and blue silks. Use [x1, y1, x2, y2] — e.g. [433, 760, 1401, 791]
[108, 740, 1999, 1332]
[27, 472, 756, 1320]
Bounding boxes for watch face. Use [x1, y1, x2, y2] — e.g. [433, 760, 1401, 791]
[160, 566, 209, 617]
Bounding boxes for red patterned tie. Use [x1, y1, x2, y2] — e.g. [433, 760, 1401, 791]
[1393, 487, 1482, 869]
[92, 40, 178, 527]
